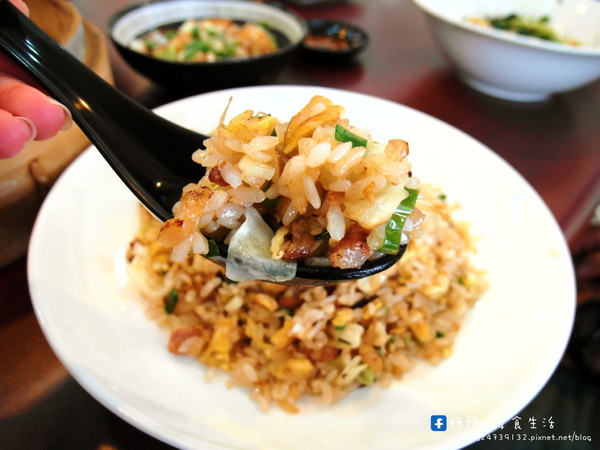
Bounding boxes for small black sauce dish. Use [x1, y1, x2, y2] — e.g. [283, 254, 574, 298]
[299, 18, 369, 63]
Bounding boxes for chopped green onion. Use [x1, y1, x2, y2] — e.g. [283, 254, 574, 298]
[164, 30, 177, 41]
[334, 324, 346, 331]
[335, 124, 367, 148]
[206, 238, 220, 257]
[260, 180, 276, 207]
[155, 47, 177, 61]
[183, 40, 210, 60]
[165, 289, 179, 314]
[315, 229, 330, 240]
[262, 197, 278, 208]
[436, 331, 446, 338]
[377, 188, 419, 254]
[215, 44, 237, 58]
[357, 367, 376, 386]
[489, 14, 559, 42]
[261, 180, 273, 192]
[278, 306, 295, 316]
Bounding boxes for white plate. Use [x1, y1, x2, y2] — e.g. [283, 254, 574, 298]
[28, 86, 575, 449]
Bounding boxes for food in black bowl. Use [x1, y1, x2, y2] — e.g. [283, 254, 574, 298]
[300, 18, 368, 62]
[109, 0, 307, 91]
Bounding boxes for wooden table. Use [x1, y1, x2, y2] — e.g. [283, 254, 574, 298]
[1, 1, 599, 448]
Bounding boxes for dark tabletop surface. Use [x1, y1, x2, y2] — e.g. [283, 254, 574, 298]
[1, 0, 599, 449]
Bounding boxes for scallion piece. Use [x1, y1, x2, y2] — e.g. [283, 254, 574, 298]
[206, 238, 220, 257]
[377, 188, 419, 254]
[357, 367, 376, 386]
[261, 180, 273, 192]
[278, 306, 295, 316]
[165, 289, 179, 314]
[335, 124, 367, 148]
[183, 40, 210, 60]
[315, 229, 330, 240]
[262, 198, 278, 208]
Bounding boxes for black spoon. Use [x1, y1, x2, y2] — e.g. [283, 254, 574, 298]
[0, 0, 406, 284]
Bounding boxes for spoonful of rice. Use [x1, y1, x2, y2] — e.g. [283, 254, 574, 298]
[0, 0, 420, 285]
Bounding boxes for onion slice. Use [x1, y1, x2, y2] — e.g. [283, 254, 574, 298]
[226, 207, 297, 282]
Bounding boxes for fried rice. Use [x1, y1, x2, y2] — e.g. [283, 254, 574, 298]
[126, 185, 487, 413]
[156, 95, 422, 281]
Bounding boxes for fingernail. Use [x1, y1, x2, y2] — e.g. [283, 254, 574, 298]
[16, 116, 37, 142]
[48, 98, 73, 131]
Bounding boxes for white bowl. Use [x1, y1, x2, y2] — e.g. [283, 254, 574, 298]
[413, 0, 600, 101]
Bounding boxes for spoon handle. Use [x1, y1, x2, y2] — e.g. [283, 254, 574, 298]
[0, 0, 407, 283]
[0, 0, 205, 220]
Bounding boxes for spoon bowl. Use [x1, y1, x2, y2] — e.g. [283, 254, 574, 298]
[0, 0, 406, 283]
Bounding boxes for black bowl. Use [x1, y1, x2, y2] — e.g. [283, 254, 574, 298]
[108, 0, 307, 92]
[300, 18, 369, 62]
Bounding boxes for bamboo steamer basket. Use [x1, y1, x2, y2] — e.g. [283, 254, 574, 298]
[0, 0, 113, 268]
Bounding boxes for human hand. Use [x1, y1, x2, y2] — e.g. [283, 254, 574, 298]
[0, 0, 72, 158]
